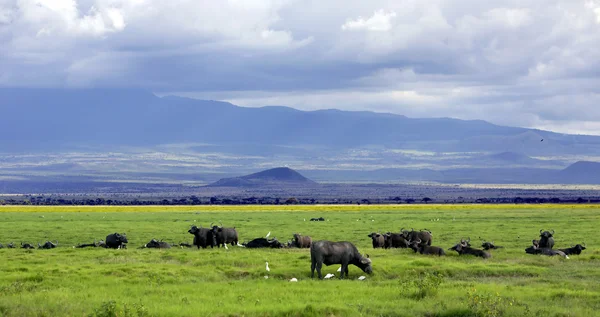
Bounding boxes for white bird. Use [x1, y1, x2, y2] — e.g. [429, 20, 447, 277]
[264, 276, 269, 279]
[266, 232, 271, 238]
[265, 262, 270, 272]
[358, 276, 366, 280]
[337, 267, 342, 272]
[289, 278, 298, 282]
[324, 273, 335, 279]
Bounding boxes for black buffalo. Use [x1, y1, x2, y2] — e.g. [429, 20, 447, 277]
[525, 244, 568, 258]
[210, 222, 239, 248]
[243, 237, 284, 248]
[310, 217, 325, 221]
[0, 243, 3, 249]
[38, 241, 58, 249]
[75, 240, 102, 248]
[383, 232, 409, 248]
[558, 243, 586, 256]
[449, 239, 491, 259]
[179, 242, 193, 248]
[481, 240, 504, 250]
[7, 242, 15, 249]
[144, 239, 171, 249]
[21, 242, 35, 249]
[539, 229, 555, 249]
[368, 233, 385, 249]
[105, 233, 128, 249]
[310, 240, 372, 279]
[188, 225, 216, 249]
[401, 228, 432, 246]
[408, 238, 445, 256]
[293, 233, 312, 248]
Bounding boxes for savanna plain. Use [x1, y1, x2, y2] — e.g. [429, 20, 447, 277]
[1, 205, 599, 317]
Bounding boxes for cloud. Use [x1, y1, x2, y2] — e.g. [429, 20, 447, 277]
[1, 0, 600, 135]
[341, 9, 397, 31]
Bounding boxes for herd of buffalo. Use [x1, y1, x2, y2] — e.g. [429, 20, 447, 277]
[0, 224, 587, 279]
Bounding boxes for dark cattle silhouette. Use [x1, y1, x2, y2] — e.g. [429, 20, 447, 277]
[188, 225, 216, 249]
[311, 240, 372, 279]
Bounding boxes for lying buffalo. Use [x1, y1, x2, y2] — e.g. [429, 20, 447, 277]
[7, 242, 15, 249]
[310, 217, 325, 221]
[293, 233, 312, 248]
[144, 239, 171, 249]
[243, 237, 284, 248]
[188, 225, 216, 249]
[21, 242, 35, 249]
[368, 233, 385, 249]
[74, 241, 102, 248]
[525, 244, 568, 258]
[481, 240, 504, 250]
[179, 242, 193, 248]
[384, 232, 409, 248]
[449, 239, 491, 259]
[210, 223, 238, 248]
[38, 241, 57, 249]
[408, 238, 445, 256]
[310, 240, 372, 279]
[558, 243, 586, 255]
[105, 233, 128, 249]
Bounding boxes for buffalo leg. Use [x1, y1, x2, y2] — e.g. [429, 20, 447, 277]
[316, 261, 323, 279]
[311, 260, 316, 278]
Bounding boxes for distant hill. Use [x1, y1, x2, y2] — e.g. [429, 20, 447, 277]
[208, 167, 317, 187]
[3, 88, 600, 155]
[558, 161, 600, 183]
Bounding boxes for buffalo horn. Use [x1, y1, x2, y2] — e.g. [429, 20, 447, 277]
[210, 222, 214, 227]
[583, 242, 587, 247]
[219, 222, 223, 228]
[540, 229, 543, 234]
[551, 229, 555, 235]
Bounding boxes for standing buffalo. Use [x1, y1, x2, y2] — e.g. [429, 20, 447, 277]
[188, 225, 216, 249]
[144, 239, 171, 249]
[211, 223, 239, 248]
[408, 238, 445, 256]
[384, 232, 409, 248]
[38, 241, 58, 249]
[449, 239, 491, 259]
[293, 233, 312, 248]
[105, 233, 128, 249]
[368, 233, 385, 249]
[539, 230, 555, 249]
[558, 243, 586, 256]
[243, 238, 284, 248]
[310, 240, 372, 279]
[401, 228, 432, 246]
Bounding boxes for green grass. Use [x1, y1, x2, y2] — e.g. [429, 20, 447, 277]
[0, 205, 599, 317]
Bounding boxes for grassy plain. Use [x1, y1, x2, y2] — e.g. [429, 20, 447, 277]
[0, 204, 599, 317]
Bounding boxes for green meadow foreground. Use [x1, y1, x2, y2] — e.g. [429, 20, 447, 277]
[1, 205, 599, 317]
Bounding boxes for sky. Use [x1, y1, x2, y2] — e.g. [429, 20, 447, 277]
[1, 0, 600, 135]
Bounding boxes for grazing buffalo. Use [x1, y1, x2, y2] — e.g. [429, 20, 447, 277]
[481, 240, 504, 250]
[144, 239, 171, 249]
[105, 233, 128, 249]
[211, 223, 239, 248]
[293, 233, 312, 248]
[539, 229, 555, 249]
[383, 232, 409, 248]
[401, 228, 432, 246]
[408, 238, 446, 256]
[21, 242, 35, 249]
[310, 217, 325, 221]
[38, 241, 58, 249]
[310, 240, 372, 279]
[368, 233, 385, 249]
[243, 237, 284, 248]
[558, 243, 586, 256]
[449, 239, 491, 259]
[188, 225, 216, 249]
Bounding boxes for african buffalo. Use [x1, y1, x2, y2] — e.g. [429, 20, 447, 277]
[293, 233, 312, 248]
[408, 238, 446, 256]
[144, 239, 171, 249]
[188, 225, 216, 249]
[368, 233, 385, 249]
[525, 244, 568, 258]
[7, 242, 15, 249]
[558, 243, 586, 256]
[211, 222, 239, 248]
[383, 232, 409, 248]
[38, 241, 57, 249]
[179, 242, 193, 248]
[449, 239, 491, 259]
[401, 228, 432, 246]
[105, 233, 128, 249]
[75, 241, 101, 248]
[0, 243, 3, 249]
[310, 217, 325, 221]
[310, 240, 372, 279]
[481, 240, 504, 250]
[243, 237, 284, 248]
[539, 229, 555, 249]
[21, 242, 35, 249]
